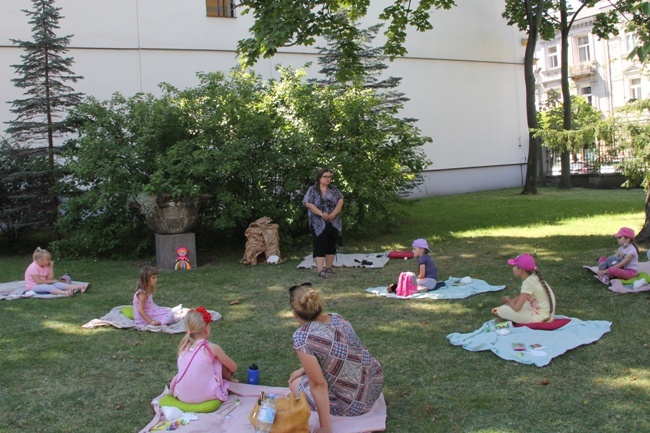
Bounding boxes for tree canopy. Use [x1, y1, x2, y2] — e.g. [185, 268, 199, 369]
[593, 1, 650, 63]
[237, 0, 456, 81]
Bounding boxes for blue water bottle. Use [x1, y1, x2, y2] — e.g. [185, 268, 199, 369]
[247, 363, 259, 385]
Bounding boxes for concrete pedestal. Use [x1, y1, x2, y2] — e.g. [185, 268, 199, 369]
[155, 232, 197, 270]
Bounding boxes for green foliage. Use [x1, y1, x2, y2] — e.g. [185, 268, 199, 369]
[596, 99, 650, 188]
[534, 90, 603, 152]
[593, 1, 650, 64]
[502, 0, 555, 40]
[0, 137, 61, 243]
[2, 0, 82, 245]
[237, 0, 456, 80]
[55, 67, 430, 257]
[5, 0, 83, 154]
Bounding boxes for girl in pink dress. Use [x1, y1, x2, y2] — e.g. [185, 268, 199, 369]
[132, 265, 174, 326]
[171, 307, 237, 403]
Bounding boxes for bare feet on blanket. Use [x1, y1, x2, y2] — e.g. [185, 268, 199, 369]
[66, 288, 75, 296]
[80, 283, 90, 293]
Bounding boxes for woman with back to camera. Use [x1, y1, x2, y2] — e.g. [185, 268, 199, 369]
[288, 283, 383, 433]
[303, 168, 344, 279]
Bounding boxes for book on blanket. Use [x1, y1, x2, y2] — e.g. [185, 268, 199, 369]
[511, 342, 526, 351]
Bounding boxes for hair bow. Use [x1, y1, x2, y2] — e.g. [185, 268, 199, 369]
[195, 306, 212, 324]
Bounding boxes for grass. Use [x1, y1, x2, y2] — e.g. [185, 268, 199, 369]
[1, 187, 649, 433]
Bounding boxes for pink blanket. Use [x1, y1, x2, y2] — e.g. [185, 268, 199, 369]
[139, 382, 386, 433]
[583, 262, 650, 293]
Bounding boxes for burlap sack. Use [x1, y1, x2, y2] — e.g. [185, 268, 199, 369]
[240, 217, 286, 265]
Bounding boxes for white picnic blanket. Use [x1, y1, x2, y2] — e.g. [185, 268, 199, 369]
[0, 280, 90, 300]
[82, 305, 221, 334]
[139, 382, 386, 433]
[583, 262, 650, 293]
[447, 316, 612, 367]
[365, 276, 506, 299]
[297, 253, 389, 269]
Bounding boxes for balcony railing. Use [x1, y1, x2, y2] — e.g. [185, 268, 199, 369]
[569, 61, 596, 78]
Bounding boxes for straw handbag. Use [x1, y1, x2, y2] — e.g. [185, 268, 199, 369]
[248, 391, 310, 433]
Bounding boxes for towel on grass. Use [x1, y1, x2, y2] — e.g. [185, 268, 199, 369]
[583, 263, 650, 293]
[82, 305, 221, 334]
[365, 276, 506, 300]
[447, 316, 611, 367]
[297, 253, 389, 269]
[0, 280, 90, 300]
[139, 382, 386, 433]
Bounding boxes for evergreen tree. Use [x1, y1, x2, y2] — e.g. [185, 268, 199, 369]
[313, 21, 407, 111]
[312, 19, 432, 219]
[5, 0, 83, 169]
[1, 0, 83, 242]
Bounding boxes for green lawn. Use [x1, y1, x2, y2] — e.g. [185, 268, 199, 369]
[1, 187, 649, 433]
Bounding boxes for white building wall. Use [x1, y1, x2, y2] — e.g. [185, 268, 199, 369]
[0, 0, 528, 197]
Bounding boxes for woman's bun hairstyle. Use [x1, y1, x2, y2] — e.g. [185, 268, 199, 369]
[289, 283, 323, 321]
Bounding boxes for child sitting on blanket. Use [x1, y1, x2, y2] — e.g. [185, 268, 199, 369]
[171, 307, 237, 404]
[492, 254, 556, 324]
[387, 238, 438, 295]
[24, 247, 87, 296]
[133, 265, 174, 326]
[596, 227, 639, 284]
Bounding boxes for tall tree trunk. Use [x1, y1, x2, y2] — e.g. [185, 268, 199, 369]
[537, 144, 546, 185]
[636, 191, 650, 244]
[521, 0, 545, 195]
[558, 2, 572, 189]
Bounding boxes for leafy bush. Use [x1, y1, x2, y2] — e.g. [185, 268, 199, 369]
[55, 67, 430, 257]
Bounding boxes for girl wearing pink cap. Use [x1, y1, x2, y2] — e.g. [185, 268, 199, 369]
[492, 254, 556, 324]
[596, 227, 639, 284]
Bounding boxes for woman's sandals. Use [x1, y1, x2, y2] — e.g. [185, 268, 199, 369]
[319, 268, 334, 279]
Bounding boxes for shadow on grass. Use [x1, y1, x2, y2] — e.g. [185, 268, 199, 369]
[1, 187, 649, 433]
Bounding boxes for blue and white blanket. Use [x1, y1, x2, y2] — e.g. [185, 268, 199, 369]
[446, 316, 612, 367]
[365, 276, 506, 300]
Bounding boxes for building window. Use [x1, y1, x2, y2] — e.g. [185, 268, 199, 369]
[547, 46, 559, 69]
[206, 0, 235, 18]
[625, 33, 638, 53]
[630, 78, 642, 101]
[577, 35, 591, 63]
[579, 86, 592, 105]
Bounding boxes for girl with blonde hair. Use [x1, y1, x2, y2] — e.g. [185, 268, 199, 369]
[171, 307, 237, 404]
[24, 247, 87, 296]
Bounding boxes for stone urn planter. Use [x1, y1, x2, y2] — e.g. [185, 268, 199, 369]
[132, 193, 206, 270]
[133, 193, 202, 234]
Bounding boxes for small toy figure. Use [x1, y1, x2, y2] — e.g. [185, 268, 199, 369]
[175, 247, 192, 270]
